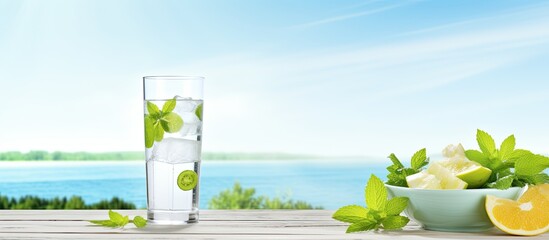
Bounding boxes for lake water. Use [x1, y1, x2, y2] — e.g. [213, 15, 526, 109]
[0, 160, 387, 210]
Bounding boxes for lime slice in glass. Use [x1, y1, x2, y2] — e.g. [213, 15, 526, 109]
[177, 170, 198, 191]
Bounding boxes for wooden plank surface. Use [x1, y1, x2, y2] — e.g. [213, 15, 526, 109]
[0, 210, 546, 239]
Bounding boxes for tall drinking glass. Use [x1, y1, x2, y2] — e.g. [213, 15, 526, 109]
[143, 76, 204, 224]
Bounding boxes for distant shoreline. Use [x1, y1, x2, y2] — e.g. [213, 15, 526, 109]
[0, 150, 378, 161]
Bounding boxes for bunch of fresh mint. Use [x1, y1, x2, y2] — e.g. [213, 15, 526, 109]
[332, 175, 410, 233]
[89, 210, 147, 228]
[386, 148, 429, 187]
[144, 98, 184, 148]
[465, 129, 549, 189]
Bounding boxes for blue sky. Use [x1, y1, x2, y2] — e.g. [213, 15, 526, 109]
[1, 0, 549, 157]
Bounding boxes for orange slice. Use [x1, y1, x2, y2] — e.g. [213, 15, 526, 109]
[485, 184, 549, 236]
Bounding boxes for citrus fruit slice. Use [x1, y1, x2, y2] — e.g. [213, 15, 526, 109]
[406, 171, 442, 189]
[485, 184, 549, 236]
[406, 162, 468, 189]
[177, 170, 198, 191]
[439, 144, 492, 188]
[426, 162, 468, 189]
[438, 158, 492, 188]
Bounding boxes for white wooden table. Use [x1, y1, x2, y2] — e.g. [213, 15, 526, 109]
[0, 210, 546, 239]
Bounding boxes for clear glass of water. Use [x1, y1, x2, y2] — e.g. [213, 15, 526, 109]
[143, 76, 204, 225]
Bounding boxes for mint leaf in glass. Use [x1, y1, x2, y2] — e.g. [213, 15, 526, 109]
[144, 98, 186, 148]
[162, 98, 177, 113]
[144, 116, 155, 148]
[154, 122, 164, 142]
[147, 101, 161, 117]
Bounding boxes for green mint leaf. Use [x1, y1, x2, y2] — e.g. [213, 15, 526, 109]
[144, 116, 155, 148]
[512, 178, 528, 187]
[532, 173, 549, 184]
[487, 175, 514, 190]
[381, 216, 410, 230]
[122, 216, 129, 226]
[89, 220, 119, 228]
[146, 101, 161, 116]
[154, 122, 164, 142]
[195, 103, 203, 121]
[365, 175, 387, 211]
[161, 112, 184, 133]
[332, 205, 370, 223]
[386, 174, 407, 187]
[385, 152, 423, 187]
[346, 219, 378, 233]
[385, 197, 409, 216]
[368, 209, 384, 221]
[515, 153, 549, 176]
[499, 135, 515, 160]
[133, 216, 147, 228]
[388, 153, 404, 168]
[496, 168, 513, 178]
[108, 210, 127, 226]
[465, 150, 490, 167]
[476, 129, 496, 157]
[162, 98, 177, 113]
[410, 148, 428, 170]
[506, 149, 533, 164]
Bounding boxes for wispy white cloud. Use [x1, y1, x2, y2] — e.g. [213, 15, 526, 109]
[177, 6, 549, 155]
[397, 1, 549, 36]
[289, 1, 413, 29]
[334, 0, 385, 11]
[186, 17, 549, 98]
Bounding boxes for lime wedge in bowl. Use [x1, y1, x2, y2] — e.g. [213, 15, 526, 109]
[439, 144, 492, 188]
[440, 160, 492, 188]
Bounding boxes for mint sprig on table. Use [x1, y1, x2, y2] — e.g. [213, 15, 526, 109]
[144, 98, 184, 148]
[386, 148, 429, 187]
[89, 210, 147, 228]
[465, 129, 549, 189]
[333, 175, 410, 233]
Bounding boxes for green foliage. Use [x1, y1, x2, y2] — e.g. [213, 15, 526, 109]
[465, 129, 549, 189]
[0, 194, 136, 209]
[208, 182, 322, 210]
[386, 148, 429, 187]
[333, 175, 410, 233]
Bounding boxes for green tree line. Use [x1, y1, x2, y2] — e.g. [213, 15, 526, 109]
[208, 182, 323, 210]
[0, 151, 143, 161]
[0, 195, 136, 209]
